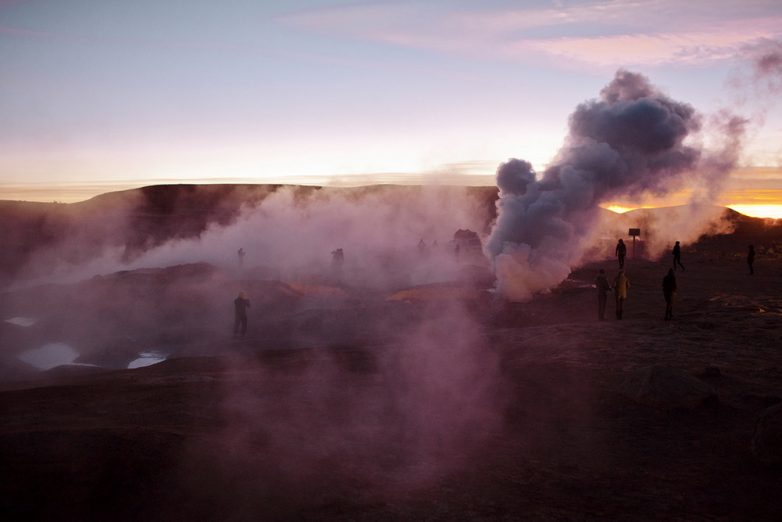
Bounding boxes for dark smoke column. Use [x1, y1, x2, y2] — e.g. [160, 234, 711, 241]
[486, 70, 702, 301]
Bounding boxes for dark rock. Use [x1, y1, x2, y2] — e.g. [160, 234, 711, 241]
[752, 403, 782, 466]
[621, 366, 718, 410]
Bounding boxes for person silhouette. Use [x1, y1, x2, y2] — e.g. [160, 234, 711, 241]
[595, 269, 612, 320]
[662, 268, 677, 320]
[237, 248, 246, 268]
[747, 244, 755, 275]
[233, 291, 250, 337]
[615, 239, 627, 268]
[614, 269, 630, 320]
[672, 241, 685, 271]
[331, 248, 345, 281]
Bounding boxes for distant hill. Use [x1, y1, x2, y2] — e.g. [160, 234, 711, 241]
[0, 184, 499, 286]
[4, 184, 780, 287]
[618, 205, 781, 243]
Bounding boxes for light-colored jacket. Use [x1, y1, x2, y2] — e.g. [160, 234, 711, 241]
[614, 273, 630, 299]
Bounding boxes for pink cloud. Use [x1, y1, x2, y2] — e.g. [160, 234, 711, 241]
[283, 2, 782, 67]
[520, 29, 780, 67]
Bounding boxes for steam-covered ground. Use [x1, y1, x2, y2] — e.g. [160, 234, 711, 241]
[2, 220, 782, 520]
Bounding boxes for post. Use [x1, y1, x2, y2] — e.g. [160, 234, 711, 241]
[628, 228, 641, 259]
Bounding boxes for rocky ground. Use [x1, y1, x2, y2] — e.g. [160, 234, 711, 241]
[1, 241, 782, 520]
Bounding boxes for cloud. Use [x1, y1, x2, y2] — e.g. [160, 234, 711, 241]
[283, 1, 782, 67]
[519, 29, 777, 67]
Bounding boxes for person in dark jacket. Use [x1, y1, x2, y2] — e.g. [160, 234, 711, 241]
[672, 241, 685, 271]
[234, 291, 251, 337]
[595, 269, 611, 320]
[747, 244, 755, 275]
[615, 239, 627, 268]
[662, 269, 677, 320]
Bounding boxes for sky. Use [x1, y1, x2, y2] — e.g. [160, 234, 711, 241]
[1, 0, 782, 214]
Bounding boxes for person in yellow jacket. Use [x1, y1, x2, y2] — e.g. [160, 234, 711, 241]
[614, 269, 630, 320]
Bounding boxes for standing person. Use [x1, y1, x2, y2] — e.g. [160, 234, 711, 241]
[233, 291, 250, 338]
[595, 269, 612, 320]
[662, 268, 677, 321]
[331, 248, 345, 281]
[615, 239, 627, 268]
[614, 269, 630, 320]
[237, 247, 246, 268]
[672, 241, 685, 271]
[747, 244, 755, 275]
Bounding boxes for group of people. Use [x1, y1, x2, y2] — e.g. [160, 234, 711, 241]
[602, 239, 685, 321]
[595, 265, 679, 322]
[597, 241, 681, 321]
[601, 238, 757, 322]
[594, 268, 631, 320]
[232, 238, 761, 336]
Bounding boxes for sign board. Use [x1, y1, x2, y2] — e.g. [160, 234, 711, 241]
[628, 228, 641, 237]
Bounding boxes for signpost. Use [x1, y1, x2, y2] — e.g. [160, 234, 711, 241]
[629, 228, 641, 259]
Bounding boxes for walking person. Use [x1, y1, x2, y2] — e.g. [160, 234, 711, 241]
[595, 269, 611, 320]
[615, 239, 627, 268]
[672, 241, 685, 271]
[233, 291, 251, 337]
[614, 269, 630, 320]
[662, 268, 677, 321]
[747, 244, 755, 275]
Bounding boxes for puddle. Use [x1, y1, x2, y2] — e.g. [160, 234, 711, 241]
[18, 343, 78, 370]
[4, 317, 37, 327]
[127, 351, 167, 369]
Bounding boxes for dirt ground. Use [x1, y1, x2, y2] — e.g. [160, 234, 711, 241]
[1, 246, 782, 520]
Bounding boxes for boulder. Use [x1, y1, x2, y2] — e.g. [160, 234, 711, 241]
[752, 403, 782, 466]
[621, 366, 718, 410]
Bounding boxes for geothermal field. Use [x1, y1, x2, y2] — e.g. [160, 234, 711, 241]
[1, 182, 782, 521]
[2, 71, 782, 520]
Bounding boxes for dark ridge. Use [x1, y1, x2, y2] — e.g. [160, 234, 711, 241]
[0, 184, 499, 287]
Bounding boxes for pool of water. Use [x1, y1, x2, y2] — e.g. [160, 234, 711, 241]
[5, 316, 37, 327]
[127, 351, 167, 369]
[18, 343, 78, 370]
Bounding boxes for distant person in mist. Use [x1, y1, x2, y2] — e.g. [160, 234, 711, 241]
[233, 291, 250, 337]
[417, 238, 428, 257]
[747, 244, 755, 275]
[331, 248, 345, 280]
[614, 269, 630, 320]
[662, 268, 677, 321]
[615, 239, 627, 268]
[672, 241, 685, 271]
[237, 247, 246, 268]
[595, 269, 612, 321]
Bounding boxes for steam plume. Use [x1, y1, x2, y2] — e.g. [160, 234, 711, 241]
[486, 70, 744, 301]
[754, 40, 782, 93]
